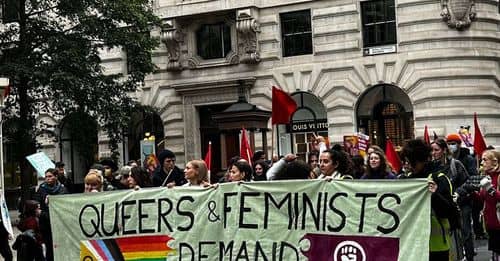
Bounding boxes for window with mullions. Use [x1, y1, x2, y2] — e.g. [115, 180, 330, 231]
[361, 0, 397, 48]
[196, 23, 232, 59]
[280, 10, 313, 57]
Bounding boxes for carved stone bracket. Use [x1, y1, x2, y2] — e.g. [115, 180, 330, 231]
[440, 0, 476, 30]
[161, 19, 185, 71]
[236, 9, 260, 64]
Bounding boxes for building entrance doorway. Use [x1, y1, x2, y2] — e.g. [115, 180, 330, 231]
[199, 104, 232, 180]
[59, 112, 98, 188]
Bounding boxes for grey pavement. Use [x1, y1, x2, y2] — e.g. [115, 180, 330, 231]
[476, 238, 492, 261]
[4, 210, 494, 261]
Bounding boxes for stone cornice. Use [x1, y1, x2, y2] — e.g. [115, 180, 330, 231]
[170, 77, 256, 95]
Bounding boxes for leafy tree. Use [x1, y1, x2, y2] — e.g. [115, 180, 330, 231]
[0, 0, 160, 197]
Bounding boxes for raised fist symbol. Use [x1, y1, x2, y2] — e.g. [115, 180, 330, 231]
[340, 245, 358, 261]
[333, 241, 366, 261]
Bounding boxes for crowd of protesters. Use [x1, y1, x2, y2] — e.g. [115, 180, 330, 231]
[3, 132, 499, 261]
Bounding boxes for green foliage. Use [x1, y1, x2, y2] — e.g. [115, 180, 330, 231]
[0, 0, 161, 158]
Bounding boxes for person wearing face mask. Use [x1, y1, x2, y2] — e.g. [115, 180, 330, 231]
[432, 138, 472, 260]
[446, 133, 477, 177]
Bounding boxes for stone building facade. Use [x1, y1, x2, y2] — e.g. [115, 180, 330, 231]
[42, 0, 500, 181]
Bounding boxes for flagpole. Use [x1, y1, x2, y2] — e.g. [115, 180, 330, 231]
[207, 141, 211, 183]
[271, 124, 275, 163]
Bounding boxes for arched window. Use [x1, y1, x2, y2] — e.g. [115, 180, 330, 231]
[59, 112, 98, 186]
[125, 108, 165, 165]
[356, 84, 414, 148]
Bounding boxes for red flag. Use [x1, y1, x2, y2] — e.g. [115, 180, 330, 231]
[204, 141, 212, 172]
[204, 141, 212, 182]
[272, 86, 297, 125]
[473, 112, 487, 157]
[385, 139, 401, 173]
[240, 128, 253, 165]
[423, 125, 430, 144]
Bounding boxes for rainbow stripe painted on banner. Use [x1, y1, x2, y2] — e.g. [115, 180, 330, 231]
[80, 235, 175, 261]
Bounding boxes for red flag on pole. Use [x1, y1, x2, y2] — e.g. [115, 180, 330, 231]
[423, 125, 430, 144]
[385, 139, 401, 173]
[473, 112, 487, 157]
[240, 128, 253, 165]
[272, 86, 297, 125]
[204, 141, 212, 173]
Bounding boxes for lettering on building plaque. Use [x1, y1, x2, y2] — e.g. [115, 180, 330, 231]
[287, 119, 329, 133]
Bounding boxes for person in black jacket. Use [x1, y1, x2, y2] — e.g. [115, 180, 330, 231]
[446, 134, 477, 261]
[152, 149, 186, 187]
[0, 211, 12, 261]
[401, 139, 456, 261]
[35, 168, 67, 261]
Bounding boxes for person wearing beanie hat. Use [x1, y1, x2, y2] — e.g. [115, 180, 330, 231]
[446, 133, 462, 144]
[446, 133, 477, 176]
[152, 149, 187, 187]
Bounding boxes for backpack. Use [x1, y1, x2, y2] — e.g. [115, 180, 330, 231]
[449, 158, 468, 190]
[430, 172, 462, 230]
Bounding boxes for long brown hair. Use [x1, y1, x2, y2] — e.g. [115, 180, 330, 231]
[365, 150, 390, 177]
[130, 166, 153, 188]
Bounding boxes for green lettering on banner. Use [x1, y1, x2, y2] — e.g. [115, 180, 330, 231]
[50, 180, 430, 261]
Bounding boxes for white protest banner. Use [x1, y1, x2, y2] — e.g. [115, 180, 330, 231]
[50, 180, 431, 261]
[26, 151, 55, 178]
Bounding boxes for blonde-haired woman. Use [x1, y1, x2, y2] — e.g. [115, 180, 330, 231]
[84, 171, 103, 193]
[475, 150, 500, 260]
[183, 160, 209, 187]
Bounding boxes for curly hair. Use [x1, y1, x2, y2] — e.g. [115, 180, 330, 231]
[275, 160, 311, 180]
[322, 149, 353, 176]
[253, 160, 269, 181]
[401, 139, 431, 167]
[233, 160, 253, 181]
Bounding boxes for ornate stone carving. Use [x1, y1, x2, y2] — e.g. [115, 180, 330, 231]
[236, 9, 260, 64]
[441, 0, 476, 29]
[161, 19, 185, 71]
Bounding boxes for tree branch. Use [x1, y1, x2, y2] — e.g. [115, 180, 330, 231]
[27, 4, 59, 17]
